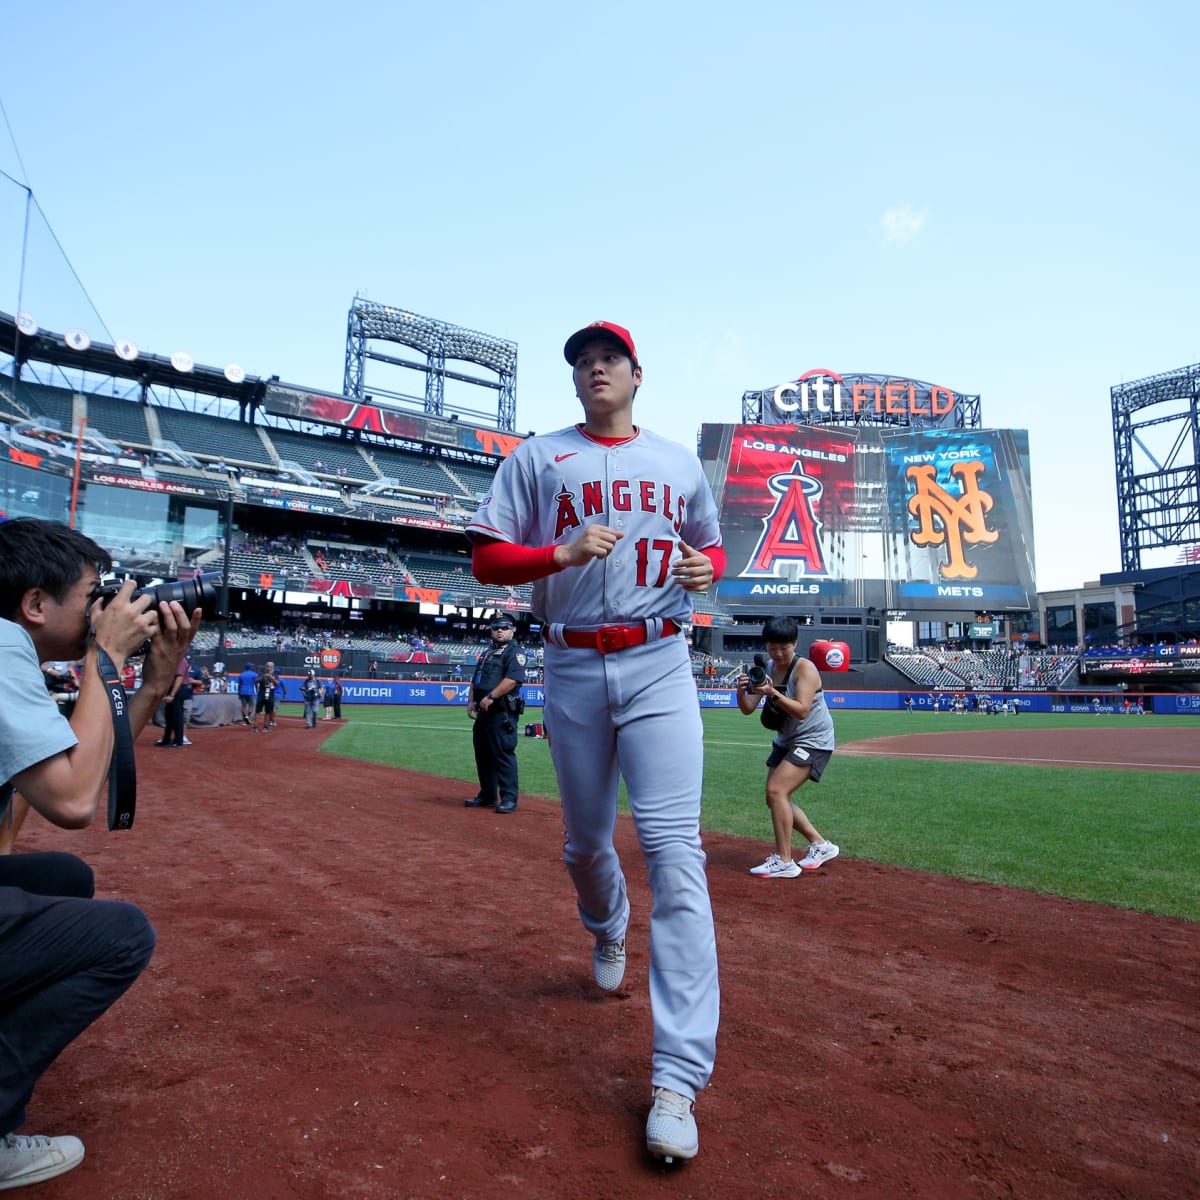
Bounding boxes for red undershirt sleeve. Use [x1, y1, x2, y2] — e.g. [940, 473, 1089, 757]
[472, 538, 562, 585]
[701, 544, 726, 580]
[473, 538, 726, 587]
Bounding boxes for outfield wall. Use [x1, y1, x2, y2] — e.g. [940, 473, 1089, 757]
[273, 679, 1200, 716]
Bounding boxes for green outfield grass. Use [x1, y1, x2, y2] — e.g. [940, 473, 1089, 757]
[323, 707, 1200, 922]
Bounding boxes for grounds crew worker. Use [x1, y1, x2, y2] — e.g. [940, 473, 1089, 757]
[464, 614, 527, 813]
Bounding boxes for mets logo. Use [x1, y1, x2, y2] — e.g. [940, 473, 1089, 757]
[905, 460, 998, 579]
[441, 686, 461, 702]
[739, 462, 827, 578]
[823, 644, 846, 668]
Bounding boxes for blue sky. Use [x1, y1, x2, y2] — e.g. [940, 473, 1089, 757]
[2, 0, 1196, 593]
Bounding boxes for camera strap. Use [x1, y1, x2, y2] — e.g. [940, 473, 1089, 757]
[95, 648, 136, 830]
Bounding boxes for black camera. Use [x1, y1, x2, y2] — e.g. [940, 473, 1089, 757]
[746, 653, 770, 688]
[91, 571, 223, 626]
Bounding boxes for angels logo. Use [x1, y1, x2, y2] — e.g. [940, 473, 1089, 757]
[740, 462, 828, 578]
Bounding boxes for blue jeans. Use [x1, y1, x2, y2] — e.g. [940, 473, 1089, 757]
[0, 853, 156, 1134]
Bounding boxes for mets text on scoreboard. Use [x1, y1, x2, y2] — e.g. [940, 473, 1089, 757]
[771, 369, 957, 419]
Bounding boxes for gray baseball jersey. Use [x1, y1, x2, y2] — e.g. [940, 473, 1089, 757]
[467, 423, 722, 626]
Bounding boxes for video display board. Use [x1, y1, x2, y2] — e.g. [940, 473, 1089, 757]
[700, 424, 1036, 613]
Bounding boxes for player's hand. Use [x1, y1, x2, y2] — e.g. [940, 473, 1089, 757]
[672, 540, 714, 592]
[554, 524, 624, 569]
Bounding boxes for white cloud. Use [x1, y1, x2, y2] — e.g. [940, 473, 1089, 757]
[881, 206, 927, 244]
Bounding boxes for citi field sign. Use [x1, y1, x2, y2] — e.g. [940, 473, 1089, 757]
[770, 369, 958, 421]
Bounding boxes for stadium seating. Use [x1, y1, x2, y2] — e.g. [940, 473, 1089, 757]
[12, 380, 74, 429]
[309, 541, 406, 588]
[360, 447, 462, 496]
[82, 393, 153, 446]
[154, 407, 274, 466]
[268, 429, 375, 479]
[886, 648, 1079, 692]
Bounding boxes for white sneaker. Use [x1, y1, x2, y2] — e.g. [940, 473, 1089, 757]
[593, 938, 626, 992]
[646, 1087, 698, 1162]
[0, 1133, 85, 1190]
[798, 842, 840, 871]
[749, 854, 801, 879]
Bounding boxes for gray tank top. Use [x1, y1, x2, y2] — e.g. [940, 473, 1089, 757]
[774, 658, 836, 750]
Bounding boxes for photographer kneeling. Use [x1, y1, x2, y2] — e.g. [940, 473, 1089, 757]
[0, 518, 201, 1189]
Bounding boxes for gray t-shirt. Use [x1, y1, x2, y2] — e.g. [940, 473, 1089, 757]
[0, 618, 78, 813]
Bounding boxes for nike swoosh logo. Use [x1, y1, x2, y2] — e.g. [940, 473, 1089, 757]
[554, 453, 577, 462]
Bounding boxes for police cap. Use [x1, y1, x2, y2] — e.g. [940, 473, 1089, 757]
[490, 614, 516, 630]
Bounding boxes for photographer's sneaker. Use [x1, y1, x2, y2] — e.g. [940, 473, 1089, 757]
[593, 937, 626, 992]
[0, 1133, 85, 1189]
[645, 1088, 698, 1163]
[798, 842, 840, 871]
[749, 854, 801, 879]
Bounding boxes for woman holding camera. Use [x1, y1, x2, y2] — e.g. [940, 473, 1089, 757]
[736, 615, 839, 879]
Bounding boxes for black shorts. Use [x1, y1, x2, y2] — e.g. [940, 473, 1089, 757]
[766, 743, 833, 782]
[255, 698, 276, 715]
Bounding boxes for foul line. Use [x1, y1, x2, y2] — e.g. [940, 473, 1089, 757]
[841, 748, 1200, 770]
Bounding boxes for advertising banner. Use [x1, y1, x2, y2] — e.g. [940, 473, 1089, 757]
[882, 429, 1036, 609]
[700, 424, 880, 608]
[263, 382, 525, 460]
[701, 424, 1036, 613]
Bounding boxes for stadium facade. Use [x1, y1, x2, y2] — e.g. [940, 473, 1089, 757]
[3, 309, 1197, 697]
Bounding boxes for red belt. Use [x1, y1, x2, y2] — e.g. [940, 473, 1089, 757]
[559, 619, 680, 654]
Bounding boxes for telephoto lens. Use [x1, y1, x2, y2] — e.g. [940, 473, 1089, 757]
[746, 653, 769, 688]
[134, 571, 221, 617]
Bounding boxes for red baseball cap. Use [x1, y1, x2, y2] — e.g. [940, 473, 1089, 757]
[563, 321, 638, 368]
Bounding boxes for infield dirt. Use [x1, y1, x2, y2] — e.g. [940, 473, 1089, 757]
[16, 718, 1199, 1199]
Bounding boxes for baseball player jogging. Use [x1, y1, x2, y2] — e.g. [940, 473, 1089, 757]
[469, 321, 725, 1163]
[736, 616, 839, 877]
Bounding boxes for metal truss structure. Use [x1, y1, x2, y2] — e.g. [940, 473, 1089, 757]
[741, 373, 981, 430]
[343, 298, 518, 431]
[1111, 362, 1200, 571]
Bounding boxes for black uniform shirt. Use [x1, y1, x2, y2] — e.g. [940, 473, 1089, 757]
[472, 639, 527, 699]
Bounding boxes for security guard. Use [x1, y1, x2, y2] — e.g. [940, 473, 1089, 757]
[464, 614, 527, 813]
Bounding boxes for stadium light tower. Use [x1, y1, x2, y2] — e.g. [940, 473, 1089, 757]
[343, 297, 518, 431]
[1111, 362, 1200, 571]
